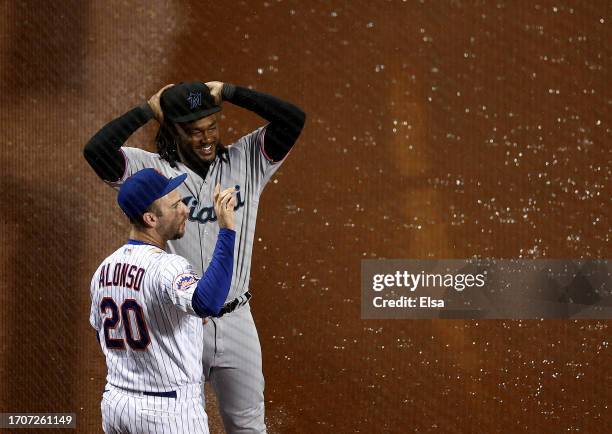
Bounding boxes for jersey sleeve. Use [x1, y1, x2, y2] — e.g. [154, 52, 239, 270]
[158, 255, 201, 316]
[231, 126, 284, 191]
[106, 147, 162, 189]
[89, 267, 102, 331]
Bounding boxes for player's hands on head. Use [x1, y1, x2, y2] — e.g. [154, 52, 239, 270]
[205, 81, 224, 106]
[213, 183, 237, 231]
[148, 84, 174, 123]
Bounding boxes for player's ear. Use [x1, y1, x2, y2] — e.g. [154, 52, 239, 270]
[142, 211, 158, 228]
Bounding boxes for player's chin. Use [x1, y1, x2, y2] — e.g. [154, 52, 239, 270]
[171, 226, 186, 240]
[170, 231, 185, 240]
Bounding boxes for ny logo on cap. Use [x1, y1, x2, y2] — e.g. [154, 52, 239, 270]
[187, 91, 202, 109]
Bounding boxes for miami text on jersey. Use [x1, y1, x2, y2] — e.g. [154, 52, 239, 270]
[98, 262, 145, 291]
[183, 184, 246, 224]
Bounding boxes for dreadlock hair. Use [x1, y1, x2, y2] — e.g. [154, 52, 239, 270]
[155, 122, 229, 168]
[155, 122, 181, 168]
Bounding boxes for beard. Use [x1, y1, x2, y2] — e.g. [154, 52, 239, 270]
[170, 225, 185, 240]
[164, 219, 186, 241]
[170, 232, 183, 241]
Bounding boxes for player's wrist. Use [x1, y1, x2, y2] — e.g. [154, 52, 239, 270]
[221, 83, 236, 101]
[140, 103, 155, 120]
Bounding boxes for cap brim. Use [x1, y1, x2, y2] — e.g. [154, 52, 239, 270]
[171, 106, 222, 123]
[162, 173, 188, 196]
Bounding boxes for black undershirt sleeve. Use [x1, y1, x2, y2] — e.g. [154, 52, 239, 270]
[222, 84, 306, 162]
[83, 104, 155, 182]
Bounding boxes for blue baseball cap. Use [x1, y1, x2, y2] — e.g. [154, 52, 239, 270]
[117, 168, 187, 220]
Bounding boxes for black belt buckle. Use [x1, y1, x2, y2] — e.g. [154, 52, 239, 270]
[218, 291, 251, 317]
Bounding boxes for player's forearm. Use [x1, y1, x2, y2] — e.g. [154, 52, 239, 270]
[222, 84, 306, 161]
[83, 104, 155, 182]
[192, 228, 236, 317]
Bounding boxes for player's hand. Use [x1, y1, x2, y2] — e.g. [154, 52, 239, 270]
[148, 84, 174, 123]
[205, 81, 224, 106]
[213, 183, 237, 231]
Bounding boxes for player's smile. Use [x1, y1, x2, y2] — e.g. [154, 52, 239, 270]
[196, 141, 216, 159]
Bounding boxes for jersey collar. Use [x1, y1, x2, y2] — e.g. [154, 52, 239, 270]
[127, 239, 158, 247]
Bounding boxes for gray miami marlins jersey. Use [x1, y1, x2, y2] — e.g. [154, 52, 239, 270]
[109, 126, 282, 302]
[89, 242, 204, 391]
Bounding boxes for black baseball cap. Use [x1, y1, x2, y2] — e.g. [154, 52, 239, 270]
[160, 81, 221, 123]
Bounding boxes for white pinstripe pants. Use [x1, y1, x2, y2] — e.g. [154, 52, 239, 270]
[101, 385, 209, 434]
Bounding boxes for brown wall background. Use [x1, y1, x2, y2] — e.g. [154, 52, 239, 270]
[1, 1, 610, 433]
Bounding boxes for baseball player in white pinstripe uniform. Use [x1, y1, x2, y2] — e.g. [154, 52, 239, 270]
[90, 168, 237, 433]
[85, 80, 305, 432]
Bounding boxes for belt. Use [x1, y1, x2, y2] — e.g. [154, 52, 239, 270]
[143, 391, 177, 398]
[218, 291, 252, 317]
[105, 388, 177, 399]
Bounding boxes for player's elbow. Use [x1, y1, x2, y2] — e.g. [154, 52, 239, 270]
[202, 295, 225, 317]
[207, 280, 232, 316]
[193, 294, 225, 318]
[82, 144, 102, 176]
[83, 142, 101, 172]
[208, 301, 225, 317]
[192, 278, 231, 318]
[83, 140, 94, 162]
[291, 107, 306, 136]
[83, 137, 125, 182]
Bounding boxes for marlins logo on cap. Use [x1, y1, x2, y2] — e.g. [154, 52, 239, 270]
[187, 91, 202, 109]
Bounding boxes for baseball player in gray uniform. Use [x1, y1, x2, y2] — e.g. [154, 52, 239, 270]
[84, 81, 305, 433]
[90, 168, 237, 433]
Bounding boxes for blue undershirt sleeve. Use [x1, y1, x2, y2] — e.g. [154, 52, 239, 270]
[191, 228, 236, 317]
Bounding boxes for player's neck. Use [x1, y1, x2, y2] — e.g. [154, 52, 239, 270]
[128, 228, 167, 250]
[183, 158, 211, 179]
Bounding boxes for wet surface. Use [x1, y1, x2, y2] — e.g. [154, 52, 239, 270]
[1, 1, 610, 432]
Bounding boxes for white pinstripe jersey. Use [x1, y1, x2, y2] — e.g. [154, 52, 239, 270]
[109, 126, 283, 301]
[90, 242, 204, 392]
